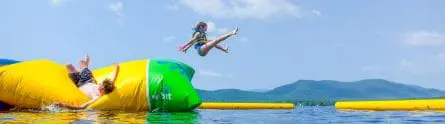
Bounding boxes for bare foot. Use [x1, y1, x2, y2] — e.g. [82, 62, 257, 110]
[84, 54, 90, 67]
[231, 27, 238, 35]
[223, 45, 229, 53]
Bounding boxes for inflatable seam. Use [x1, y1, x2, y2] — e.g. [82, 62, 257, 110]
[146, 59, 151, 111]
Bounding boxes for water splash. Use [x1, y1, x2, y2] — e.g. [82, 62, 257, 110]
[41, 104, 62, 112]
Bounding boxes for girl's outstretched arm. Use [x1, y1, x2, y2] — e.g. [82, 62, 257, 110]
[180, 33, 200, 52]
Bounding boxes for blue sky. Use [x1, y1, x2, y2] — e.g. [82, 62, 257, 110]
[1, 0, 444, 90]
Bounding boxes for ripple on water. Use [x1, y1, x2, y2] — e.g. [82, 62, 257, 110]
[1, 106, 445, 123]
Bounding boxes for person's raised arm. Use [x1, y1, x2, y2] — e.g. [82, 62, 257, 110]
[109, 63, 120, 84]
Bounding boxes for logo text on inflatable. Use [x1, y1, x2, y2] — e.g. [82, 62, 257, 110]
[152, 83, 172, 101]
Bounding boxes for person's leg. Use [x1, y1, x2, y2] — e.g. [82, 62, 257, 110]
[78, 60, 95, 86]
[215, 44, 228, 53]
[199, 27, 238, 56]
[66, 64, 80, 85]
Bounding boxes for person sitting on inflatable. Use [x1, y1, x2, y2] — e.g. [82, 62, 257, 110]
[178, 21, 238, 56]
[55, 55, 120, 110]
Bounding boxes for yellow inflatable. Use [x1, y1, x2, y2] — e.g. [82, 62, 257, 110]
[336, 99, 445, 111]
[0, 59, 201, 112]
[87, 59, 149, 111]
[0, 60, 89, 109]
[199, 102, 295, 109]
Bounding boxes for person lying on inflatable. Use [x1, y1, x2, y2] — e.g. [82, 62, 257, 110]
[55, 55, 120, 110]
[178, 21, 239, 57]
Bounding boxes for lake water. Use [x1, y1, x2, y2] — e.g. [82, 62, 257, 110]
[1, 106, 445, 123]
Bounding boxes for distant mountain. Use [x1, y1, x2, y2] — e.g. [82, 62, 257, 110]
[197, 89, 284, 102]
[196, 79, 445, 103]
[247, 89, 270, 93]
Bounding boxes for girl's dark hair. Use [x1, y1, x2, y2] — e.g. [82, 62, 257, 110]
[102, 79, 114, 94]
[194, 22, 207, 31]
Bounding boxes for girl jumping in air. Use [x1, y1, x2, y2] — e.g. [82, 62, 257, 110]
[179, 22, 239, 56]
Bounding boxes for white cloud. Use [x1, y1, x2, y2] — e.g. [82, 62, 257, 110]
[109, 1, 124, 24]
[312, 9, 322, 16]
[49, 0, 67, 7]
[205, 21, 229, 34]
[198, 69, 235, 79]
[396, 30, 445, 74]
[162, 36, 176, 43]
[206, 21, 217, 33]
[109, 1, 123, 17]
[179, 0, 304, 20]
[403, 30, 444, 46]
[199, 69, 224, 78]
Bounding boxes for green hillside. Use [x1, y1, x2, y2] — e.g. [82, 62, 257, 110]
[196, 79, 445, 106]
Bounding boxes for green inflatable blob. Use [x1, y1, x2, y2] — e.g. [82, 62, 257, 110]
[148, 59, 202, 112]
